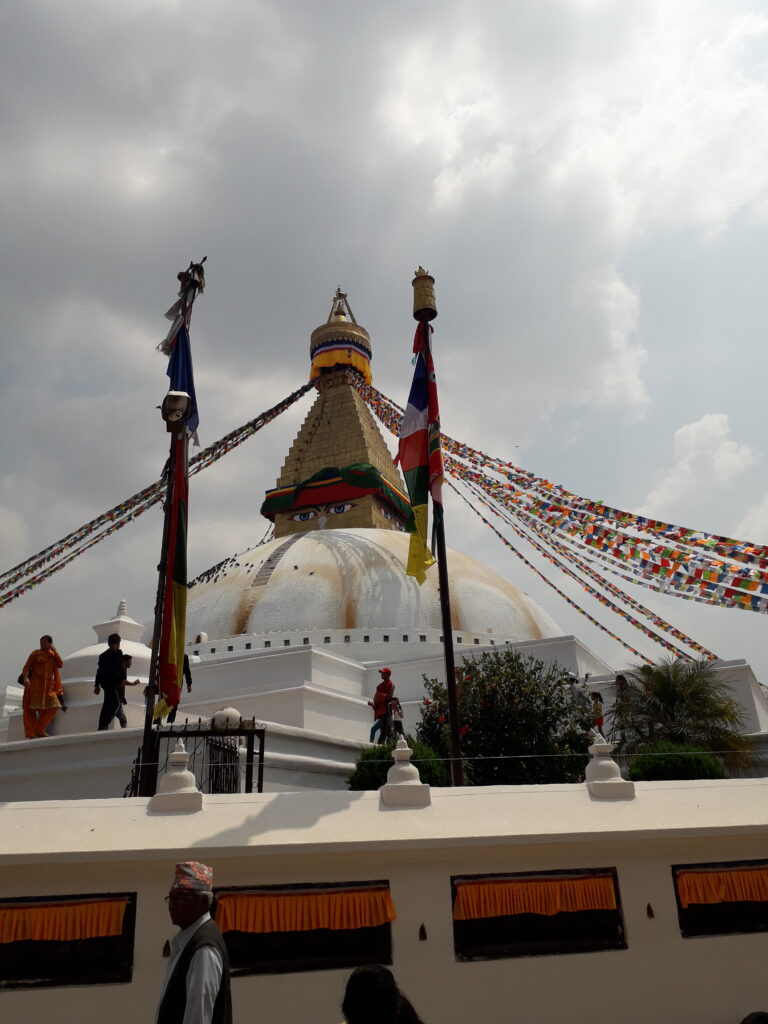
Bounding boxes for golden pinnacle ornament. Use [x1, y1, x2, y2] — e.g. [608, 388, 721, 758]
[412, 267, 437, 322]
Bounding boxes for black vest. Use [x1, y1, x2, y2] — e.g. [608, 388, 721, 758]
[157, 919, 233, 1024]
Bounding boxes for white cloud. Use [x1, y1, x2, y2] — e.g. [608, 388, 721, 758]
[638, 414, 757, 518]
[735, 494, 768, 544]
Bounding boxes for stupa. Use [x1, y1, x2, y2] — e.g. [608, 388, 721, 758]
[0, 290, 618, 797]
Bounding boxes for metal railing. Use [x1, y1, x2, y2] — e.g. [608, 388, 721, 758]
[124, 717, 266, 797]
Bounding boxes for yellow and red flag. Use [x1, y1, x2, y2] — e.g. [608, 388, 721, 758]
[154, 437, 188, 720]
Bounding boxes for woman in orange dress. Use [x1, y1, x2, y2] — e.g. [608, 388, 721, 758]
[21, 635, 64, 738]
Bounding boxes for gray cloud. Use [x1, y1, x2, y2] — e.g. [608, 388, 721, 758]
[3, 0, 768, 685]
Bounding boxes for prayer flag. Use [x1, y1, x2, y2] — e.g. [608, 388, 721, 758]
[397, 322, 444, 584]
[166, 325, 200, 444]
[154, 438, 188, 721]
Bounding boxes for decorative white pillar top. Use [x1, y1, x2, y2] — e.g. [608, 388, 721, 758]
[380, 738, 431, 808]
[148, 739, 204, 813]
[585, 738, 635, 800]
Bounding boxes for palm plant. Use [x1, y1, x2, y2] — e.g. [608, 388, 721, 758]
[609, 657, 752, 772]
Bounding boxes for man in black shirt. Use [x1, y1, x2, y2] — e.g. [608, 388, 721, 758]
[94, 632, 127, 731]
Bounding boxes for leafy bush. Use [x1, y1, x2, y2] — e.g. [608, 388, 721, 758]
[626, 740, 726, 781]
[347, 738, 450, 791]
[609, 657, 752, 773]
[416, 649, 593, 786]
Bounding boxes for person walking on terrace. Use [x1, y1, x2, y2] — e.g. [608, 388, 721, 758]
[94, 632, 126, 731]
[369, 667, 395, 743]
[21, 634, 64, 738]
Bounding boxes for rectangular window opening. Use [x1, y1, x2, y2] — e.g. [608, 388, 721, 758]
[419, 635, 427, 643]
[227, 646, 234, 652]
[344, 636, 351, 643]
[245, 643, 252, 650]
[324, 636, 331, 644]
[451, 869, 626, 961]
[213, 880, 394, 976]
[672, 859, 768, 938]
[364, 636, 370, 643]
[383, 635, 389, 643]
[210, 647, 216, 654]
[0, 892, 137, 990]
[402, 635, 409, 643]
[303, 638, 310, 646]
[284, 639, 291, 647]
[264, 641, 271, 649]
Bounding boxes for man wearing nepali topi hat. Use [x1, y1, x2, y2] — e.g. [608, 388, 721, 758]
[156, 861, 232, 1024]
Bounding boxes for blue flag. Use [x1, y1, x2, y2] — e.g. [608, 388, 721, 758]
[166, 325, 199, 442]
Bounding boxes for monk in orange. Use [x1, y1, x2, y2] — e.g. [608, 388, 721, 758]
[21, 635, 64, 738]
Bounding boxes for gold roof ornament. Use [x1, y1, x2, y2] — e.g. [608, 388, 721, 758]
[309, 286, 372, 386]
[412, 267, 437, 322]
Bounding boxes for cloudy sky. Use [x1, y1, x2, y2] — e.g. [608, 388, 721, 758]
[2, 0, 768, 689]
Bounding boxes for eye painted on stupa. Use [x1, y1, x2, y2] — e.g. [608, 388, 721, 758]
[328, 502, 355, 515]
[290, 508, 319, 522]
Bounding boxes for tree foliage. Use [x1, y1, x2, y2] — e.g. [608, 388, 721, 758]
[626, 740, 726, 782]
[415, 649, 593, 786]
[347, 738, 450, 791]
[609, 657, 752, 772]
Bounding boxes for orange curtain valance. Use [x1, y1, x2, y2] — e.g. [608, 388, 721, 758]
[453, 876, 617, 921]
[216, 887, 396, 934]
[676, 868, 768, 909]
[0, 899, 129, 944]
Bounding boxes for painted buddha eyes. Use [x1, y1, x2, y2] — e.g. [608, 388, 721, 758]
[289, 502, 355, 522]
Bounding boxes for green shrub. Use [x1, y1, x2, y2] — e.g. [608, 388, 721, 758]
[626, 740, 726, 781]
[416, 649, 592, 786]
[347, 738, 450, 791]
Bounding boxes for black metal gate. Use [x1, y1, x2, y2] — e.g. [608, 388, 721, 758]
[124, 717, 266, 797]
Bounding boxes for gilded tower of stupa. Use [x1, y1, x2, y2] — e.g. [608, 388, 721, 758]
[261, 289, 411, 538]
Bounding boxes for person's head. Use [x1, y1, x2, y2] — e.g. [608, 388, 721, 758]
[123, 655, 133, 667]
[342, 966, 399, 1024]
[615, 673, 627, 686]
[590, 692, 601, 701]
[166, 861, 214, 929]
[740, 1015, 768, 1023]
[39, 635, 53, 650]
[108, 633, 121, 648]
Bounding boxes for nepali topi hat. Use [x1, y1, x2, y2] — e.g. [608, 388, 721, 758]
[172, 861, 213, 892]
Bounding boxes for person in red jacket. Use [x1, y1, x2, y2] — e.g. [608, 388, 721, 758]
[368, 667, 395, 743]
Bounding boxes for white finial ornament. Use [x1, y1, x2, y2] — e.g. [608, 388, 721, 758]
[148, 739, 203, 813]
[379, 738, 431, 808]
[584, 737, 635, 800]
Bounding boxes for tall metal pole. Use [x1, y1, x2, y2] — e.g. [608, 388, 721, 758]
[138, 435, 177, 796]
[412, 269, 463, 786]
[433, 506, 463, 786]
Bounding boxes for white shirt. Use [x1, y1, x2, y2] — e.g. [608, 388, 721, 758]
[157, 912, 224, 1024]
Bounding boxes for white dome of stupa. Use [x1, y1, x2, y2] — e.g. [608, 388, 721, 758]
[185, 528, 560, 643]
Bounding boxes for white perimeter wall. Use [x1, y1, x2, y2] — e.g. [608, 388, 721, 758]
[0, 817, 767, 1024]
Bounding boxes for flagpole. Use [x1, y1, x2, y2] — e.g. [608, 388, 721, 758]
[138, 261, 204, 796]
[412, 272, 464, 786]
[138, 434, 177, 796]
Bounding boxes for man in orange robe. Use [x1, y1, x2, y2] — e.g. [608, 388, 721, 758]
[21, 634, 64, 738]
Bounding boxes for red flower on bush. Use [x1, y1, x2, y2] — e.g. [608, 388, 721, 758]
[423, 699, 431, 705]
[438, 715, 446, 723]
[459, 725, 469, 736]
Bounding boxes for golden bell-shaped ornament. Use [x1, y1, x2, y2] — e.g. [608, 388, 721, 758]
[412, 267, 437, 322]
